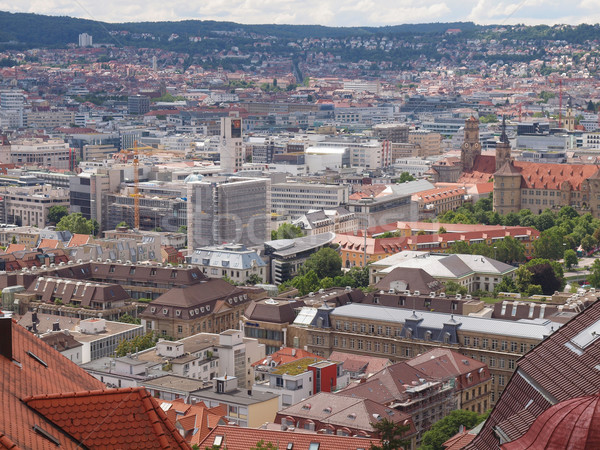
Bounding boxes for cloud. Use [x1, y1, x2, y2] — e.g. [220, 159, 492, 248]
[2, 0, 600, 26]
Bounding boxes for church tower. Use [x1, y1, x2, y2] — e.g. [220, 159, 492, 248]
[461, 116, 481, 172]
[565, 96, 575, 131]
[495, 116, 512, 171]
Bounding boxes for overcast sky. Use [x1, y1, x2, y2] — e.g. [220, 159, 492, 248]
[3, 0, 600, 27]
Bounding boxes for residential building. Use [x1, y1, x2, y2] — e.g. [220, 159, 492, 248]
[140, 278, 254, 339]
[243, 299, 303, 354]
[408, 129, 442, 157]
[253, 357, 349, 408]
[40, 330, 84, 364]
[0, 317, 189, 449]
[160, 399, 228, 447]
[372, 123, 410, 143]
[189, 374, 280, 427]
[78, 32, 93, 46]
[199, 425, 381, 450]
[276, 392, 416, 444]
[190, 243, 267, 284]
[412, 186, 466, 219]
[0, 90, 24, 128]
[328, 351, 390, 379]
[293, 207, 357, 236]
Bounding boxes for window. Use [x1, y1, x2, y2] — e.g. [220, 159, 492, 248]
[482, 338, 488, 349]
[499, 375, 505, 386]
[511, 342, 517, 352]
[369, 325, 375, 333]
[492, 339, 498, 350]
[177, 325, 183, 333]
[509, 359, 515, 369]
[473, 337, 480, 347]
[360, 323, 366, 333]
[358, 340, 363, 350]
[377, 326, 382, 335]
[335, 321, 341, 330]
[521, 343, 527, 353]
[463, 336, 471, 346]
[501, 341, 508, 351]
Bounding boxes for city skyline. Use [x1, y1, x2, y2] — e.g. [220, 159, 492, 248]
[4, 0, 600, 27]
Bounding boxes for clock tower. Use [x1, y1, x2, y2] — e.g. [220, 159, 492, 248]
[461, 116, 481, 172]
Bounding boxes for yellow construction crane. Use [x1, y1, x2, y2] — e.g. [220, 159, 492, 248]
[121, 141, 156, 230]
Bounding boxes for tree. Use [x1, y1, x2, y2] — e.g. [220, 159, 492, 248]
[564, 249, 578, 269]
[588, 259, 600, 288]
[47, 205, 68, 225]
[517, 259, 565, 295]
[115, 332, 157, 357]
[420, 410, 486, 450]
[90, 219, 100, 236]
[533, 229, 564, 259]
[246, 274, 263, 285]
[251, 440, 278, 449]
[116, 221, 130, 229]
[444, 281, 467, 296]
[302, 247, 342, 279]
[581, 235, 597, 254]
[397, 172, 416, 183]
[271, 223, 303, 240]
[178, 225, 187, 234]
[56, 213, 94, 235]
[370, 418, 411, 450]
[448, 241, 472, 255]
[494, 275, 518, 295]
[438, 226, 447, 234]
[117, 313, 141, 324]
[347, 264, 370, 288]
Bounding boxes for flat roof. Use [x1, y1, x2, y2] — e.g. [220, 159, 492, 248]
[192, 387, 279, 406]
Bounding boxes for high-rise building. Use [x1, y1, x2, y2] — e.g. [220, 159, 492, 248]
[0, 90, 24, 128]
[219, 117, 244, 173]
[127, 95, 150, 116]
[187, 176, 269, 250]
[78, 33, 93, 47]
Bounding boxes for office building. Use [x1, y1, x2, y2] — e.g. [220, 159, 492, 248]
[78, 32, 93, 47]
[127, 95, 150, 115]
[219, 117, 244, 173]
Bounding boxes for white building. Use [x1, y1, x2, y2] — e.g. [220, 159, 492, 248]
[219, 117, 244, 173]
[78, 33, 93, 47]
[270, 182, 349, 219]
[10, 138, 73, 170]
[190, 243, 268, 284]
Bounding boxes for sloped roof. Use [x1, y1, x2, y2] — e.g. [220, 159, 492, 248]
[328, 351, 390, 376]
[199, 425, 381, 450]
[244, 299, 302, 323]
[24, 387, 190, 449]
[0, 318, 104, 449]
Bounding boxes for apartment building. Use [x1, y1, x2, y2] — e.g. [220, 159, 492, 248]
[408, 129, 442, 157]
[190, 243, 267, 284]
[10, 138, 74, 170]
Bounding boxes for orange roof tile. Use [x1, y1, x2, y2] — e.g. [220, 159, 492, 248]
[5, 244, 26, 253]
[199, 425, 381, 450]
[252, 347, 322, 367]
[37, 239, 60, 249]
[24, 388, 190, 449]
[67, 234, 91, 247]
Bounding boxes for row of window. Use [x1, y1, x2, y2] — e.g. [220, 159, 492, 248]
[463, 337, 533, 353]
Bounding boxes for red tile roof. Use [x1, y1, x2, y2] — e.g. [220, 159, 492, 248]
[199, 425, 381, 450]
[457, 155, 496, 183]
[443, 429, 477, 450]
[24, 388, 190, 449]
[514, 161, 600, 190]
[159, 399, 228, 445]
[67, 234, 91, 248]
[5, 244, 26, 254]
[501, 392, 600, 450]
[0, 319, 189, 449]
[37, 239, 60, 249]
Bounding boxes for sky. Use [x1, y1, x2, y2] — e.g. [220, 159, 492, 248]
[2, 0, 600, 27]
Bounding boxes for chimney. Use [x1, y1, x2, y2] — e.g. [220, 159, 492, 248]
[0, 318, 13, 360]
[52, 322, 60, 332]
[32, 311, 38, 324]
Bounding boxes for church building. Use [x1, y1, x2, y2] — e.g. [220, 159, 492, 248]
[430, 116, 600, 218]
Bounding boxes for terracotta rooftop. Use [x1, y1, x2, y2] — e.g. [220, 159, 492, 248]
[23, 388, 190, 449]
[199, 425, 381, 450]
[66, 234, 91, 248]
[0, 318, 189, 449]
[501, 392, 600, 449]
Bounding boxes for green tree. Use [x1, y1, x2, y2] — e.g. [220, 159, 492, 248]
[47, 205, 69, 225]
[271, 223, 304, 240]
[246, 274, 263, 285]
[178, 225, 187, 234]
[115, 332, 157, 357]
[581, 235, 597, 253]
[397, 172, 416, 183]
[116, 221, 130, 229]
[588, 259, 600, 288]
[117, 313, 141, 324]
[444, 281, 467, 296]
[564, 249, 578, 269]
[302, 247, 342, 279]
[56, 213, 94, 235]
[533, 229, 564, 259]
[347, 264, 371, 288]
[251, 440, 278, 450]
[518, 259, 565, 295]
[438, 226, 447, 234]
[370, 418, 411, 450]
[448, 241, 472, 255]
[420, 410, 486, 450]
[494, 275, 518, 295]
[494, 236, 526, 264]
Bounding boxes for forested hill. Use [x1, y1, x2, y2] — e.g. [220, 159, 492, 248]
[0, 10, 479, 48]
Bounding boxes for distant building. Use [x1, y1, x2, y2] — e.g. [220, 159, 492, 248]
[219, 117, 244, 173]
[127, 95, 150, 115]
[293, 207, 357, 236]
[78, 33, 93, 47]
[190, 243, 267, 284]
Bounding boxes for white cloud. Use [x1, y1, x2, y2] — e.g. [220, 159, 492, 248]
[2, 0, 600, 26]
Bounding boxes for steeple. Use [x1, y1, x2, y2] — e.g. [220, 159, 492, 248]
[495, 115, 512, 171]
